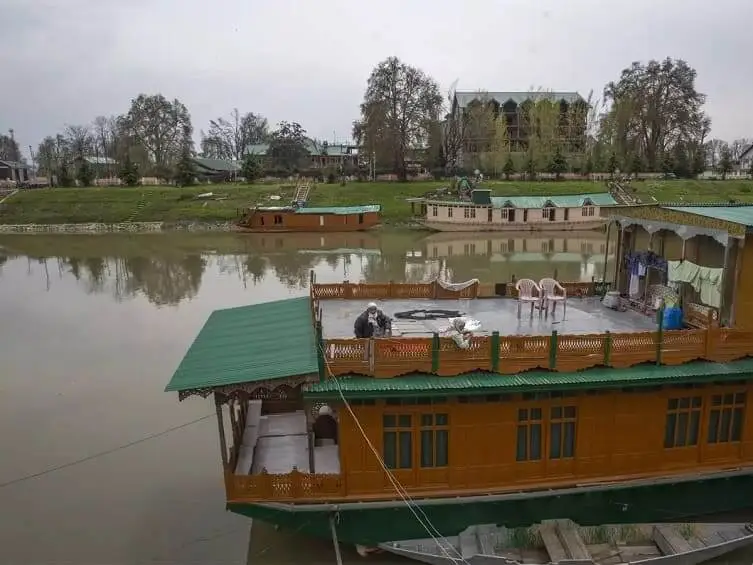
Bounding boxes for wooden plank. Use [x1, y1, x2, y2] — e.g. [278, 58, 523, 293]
[475, 524, 497, 556]
[458, 532, 478, 559]
[540, 523, 568, 563]
[556, 520, 591, 560]
[653, 525, 693, 555]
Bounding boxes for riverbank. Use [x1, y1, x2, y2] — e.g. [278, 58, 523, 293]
[1, 180, 753, 229]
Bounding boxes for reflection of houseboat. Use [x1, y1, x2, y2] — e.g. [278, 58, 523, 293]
[246, 232, 382, 255]
[166, 204, 753, 555]
[412, 190, 617, 232]
[238, 204, 381, 233]
[422, 230, 611, 261]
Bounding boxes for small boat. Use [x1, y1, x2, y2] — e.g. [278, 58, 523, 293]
[378, 519, 753, 565]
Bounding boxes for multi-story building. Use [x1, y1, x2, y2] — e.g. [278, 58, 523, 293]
[246, 138, 359, 171]
[450, 91, 588, 164]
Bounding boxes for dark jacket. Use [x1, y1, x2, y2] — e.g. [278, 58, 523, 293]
[354, 310, 390, 338]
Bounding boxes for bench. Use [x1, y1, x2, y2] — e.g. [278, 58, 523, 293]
[653, 525, 693, 555]
[540, 522, 568, 562]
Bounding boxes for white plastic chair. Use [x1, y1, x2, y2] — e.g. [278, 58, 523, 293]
[515, 279, 542, 319]
[539, 278, 567, 318]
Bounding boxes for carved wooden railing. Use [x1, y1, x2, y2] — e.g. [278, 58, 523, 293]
[322, 327, 753, 378]
[225, 469, 344, 502]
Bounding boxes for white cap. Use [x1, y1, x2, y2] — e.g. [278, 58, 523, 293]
[367, 302, 378, 310]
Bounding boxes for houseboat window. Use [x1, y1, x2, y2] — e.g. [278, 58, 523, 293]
[487, 208, 493, 222]
[707, 392, 746, 443]
[582, 206, 595, 217]
[260, 216, 265, 226]
[358, 213, 364, 224]
[432, 206, 438, 217]
[274, 215, 283, 225]
[664, 396, 702, 448]
[549, 406, 577, 459]
[447, 207, 453, 218]
[420, 413, 449, 468]
[464, 207, 471, 219]
[383, 414, 412, 469]
[501, 208, 509, 220]
[516, 408, 542, 461]
[319, 215, 324, 226]
[470, 208, 476, 219]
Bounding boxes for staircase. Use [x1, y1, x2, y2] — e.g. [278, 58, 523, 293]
[608, 179, 640, 205]
[293, 182, 311, 207]
[126, 191, 152, 222]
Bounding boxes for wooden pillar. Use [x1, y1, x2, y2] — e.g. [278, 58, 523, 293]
[719, 237, 733, 326]
[214, 393, 229, 468]
[613, 225, 624, 292]
[601, 220, 612, 285]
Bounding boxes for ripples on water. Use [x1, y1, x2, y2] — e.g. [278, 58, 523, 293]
[0, 230, 743, 564]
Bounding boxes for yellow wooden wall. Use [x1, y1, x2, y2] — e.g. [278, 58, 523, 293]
[336, 382, 753, 497]
[734, 235, 753, 329]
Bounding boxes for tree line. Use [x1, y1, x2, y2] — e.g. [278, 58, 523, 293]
[1, 54, 750, 185]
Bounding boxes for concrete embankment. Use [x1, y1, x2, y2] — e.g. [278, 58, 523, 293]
[0, 221, 238, 234]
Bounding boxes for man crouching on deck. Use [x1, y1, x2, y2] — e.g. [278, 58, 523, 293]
[354, 302, 392, 338]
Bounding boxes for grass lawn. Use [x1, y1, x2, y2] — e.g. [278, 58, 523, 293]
[1, 179, 753, 225]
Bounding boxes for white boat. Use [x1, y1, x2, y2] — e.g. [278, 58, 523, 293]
[378, 519, 753, 565]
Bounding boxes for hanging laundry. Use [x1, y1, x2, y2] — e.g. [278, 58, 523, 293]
[667, 260, 723, 308]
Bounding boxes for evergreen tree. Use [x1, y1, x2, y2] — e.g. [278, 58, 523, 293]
[502, 155, 515, 180]
[241, 154, 262, 183]
[76, 160, 94, 187]
[548, 148, 568, 180]
[175, 151, 196, 186]
[118, 155, 140, 186]
[607, 152, 619, 176]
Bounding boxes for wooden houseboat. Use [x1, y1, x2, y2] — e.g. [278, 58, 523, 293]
[165, 204, 753, 557]
[237, 204, 381, 233]
[410, 191, 618, 232]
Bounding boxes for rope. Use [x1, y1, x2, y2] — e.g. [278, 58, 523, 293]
[319, 344, 470, 565]
[0, 414, 215, 489]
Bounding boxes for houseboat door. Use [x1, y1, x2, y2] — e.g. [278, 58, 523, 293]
[548, 208, 556, 221]
[563, 208, 569, 221]
[487, 208, 493, 222]
[508, 209, 516, 222]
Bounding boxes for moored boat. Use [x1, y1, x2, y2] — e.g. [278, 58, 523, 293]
[165, 203, 753, 553]
[380, 520, 753, 565]
[237, 204, 381, 232]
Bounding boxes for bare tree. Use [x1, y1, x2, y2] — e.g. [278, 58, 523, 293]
[200, 109, 269, 161]
[730, 138, 753, 162]
[64, 125, 93, 157]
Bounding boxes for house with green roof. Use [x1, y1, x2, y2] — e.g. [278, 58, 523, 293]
[245, 138, 358, 171]
[190, 156, 241, 181]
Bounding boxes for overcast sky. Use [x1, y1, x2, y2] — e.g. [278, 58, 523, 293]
[4, 0, 752, 159]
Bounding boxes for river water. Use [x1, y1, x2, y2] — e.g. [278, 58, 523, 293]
[0, 231, 748, 565]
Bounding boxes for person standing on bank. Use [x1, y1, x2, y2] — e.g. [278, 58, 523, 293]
[354, 302, 392, 338]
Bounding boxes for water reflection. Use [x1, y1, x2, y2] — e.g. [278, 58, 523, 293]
[0, 230, 614, 307]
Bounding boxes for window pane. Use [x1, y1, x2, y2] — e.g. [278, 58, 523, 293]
[721, 408, 732, 442]
[679, 397, 690, 409]
[531, 408, 542, 420]
[664, 413, 677, 448]
[668, 398, 678, 410]
[518, 408, 528, 421]
[676, 412, 689, 447]
[732, 408, 744, 441]
[563, 421, 576, 457]
[712, 395, 722, 406]
[383, 415, 396, 428]
[420, 430, 433, 467]
[383, 432, 396, 469]
[724, 393, 734, 404]
[436, 414, 449, 426]
[735, 393, 746, 404]
[692, 397, 702, 408]
[708, 410, 720, 443]
[689, 411, 700, 445]
[550, 422, 562, 459]
[551, 406, 562, 419]
[530, 423, 542, 460]
[421, 414, 433, 427]
[516, 425, 527, 461]
[564, 406, 576, 418]
[398, 415, 412, 427]
[436, 430, 449, 467]
[398, 431, 412, 468]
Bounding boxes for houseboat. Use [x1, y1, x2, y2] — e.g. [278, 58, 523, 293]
[237, 204, 381, 232]
[411, 190, 617, 232]
[165, 203, 753, 557]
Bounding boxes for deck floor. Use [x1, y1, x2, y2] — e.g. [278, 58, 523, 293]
[320, 297, 659, 339]
[250, 411, 341, 476]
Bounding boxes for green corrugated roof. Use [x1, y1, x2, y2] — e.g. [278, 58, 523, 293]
[663, 206, 753, 229]
[306, 359, 753, 398]
[165, 297, 318, 392]
[490, 193, 616, 209]
[244, 139, 357, 158]
[454, 91, 584, 108]
[295, 205, 381, 215]
[192, 157, 241, 172]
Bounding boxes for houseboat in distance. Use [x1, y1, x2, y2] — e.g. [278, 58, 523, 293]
[410, 189, 618, 232]
[237, 181, 381, 232]
[166, 203, 753, 561]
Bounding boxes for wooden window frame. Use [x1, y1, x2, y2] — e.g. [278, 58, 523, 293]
[516, 407, 543, 461]
[549, 406, 577, 459]
[419, 413, 449, 468]
[383, 414, 413, 469]
[707, 392, 746, 444]
[664, 395, 702, 448]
